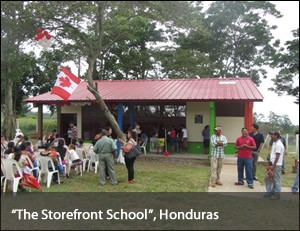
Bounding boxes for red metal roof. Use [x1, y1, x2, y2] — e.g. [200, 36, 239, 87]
[24, 78, 263, 104]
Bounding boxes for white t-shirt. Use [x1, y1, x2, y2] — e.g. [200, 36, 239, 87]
[182, 128, 188, 138]
[270, 139, 284, 166]
[68, 149, 80, 161]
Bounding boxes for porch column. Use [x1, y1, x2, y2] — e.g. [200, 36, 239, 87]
[129, 102, 135, 129]
[244, 101, 253, 131]
[209, 102, 216, 156]
[117, 102, 124, 154]
[37, 104, 43, 140]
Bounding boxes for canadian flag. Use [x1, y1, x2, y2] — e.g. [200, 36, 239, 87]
[51, 67, 81, 101]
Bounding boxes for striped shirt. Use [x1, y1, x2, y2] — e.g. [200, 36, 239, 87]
[210, 134, 228, 158]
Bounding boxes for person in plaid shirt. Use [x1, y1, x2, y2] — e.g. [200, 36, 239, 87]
[210, 126, 227, 187]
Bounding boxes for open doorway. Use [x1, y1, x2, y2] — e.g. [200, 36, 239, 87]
[60, 113, 77, 145]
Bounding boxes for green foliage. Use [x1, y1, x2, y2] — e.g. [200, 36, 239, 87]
[253, 111, 297, 135]
[269, 29, 299, 104]
[195, 1, 282, 84]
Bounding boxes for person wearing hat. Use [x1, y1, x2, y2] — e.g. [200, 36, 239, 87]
[235, 128, 256, 189]
[268, 131, 285, 199]
[268, 130, 287, 174]
[210, 126, 228, 187]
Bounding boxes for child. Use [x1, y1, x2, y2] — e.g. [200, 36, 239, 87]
[68, 144, 82, 175]
[264, 161, 274, 198]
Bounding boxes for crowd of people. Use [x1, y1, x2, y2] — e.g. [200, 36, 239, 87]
[208, 123, 298, 199]
[1, 121, 298, 196]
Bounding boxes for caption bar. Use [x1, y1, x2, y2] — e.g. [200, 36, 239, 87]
[11, 209, 219, 221]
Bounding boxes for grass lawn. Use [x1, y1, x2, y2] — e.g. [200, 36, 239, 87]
[33, 157, 210, 192]
[256, 146, 298, 187]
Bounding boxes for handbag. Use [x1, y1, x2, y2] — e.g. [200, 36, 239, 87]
[125, 144, 141, 159]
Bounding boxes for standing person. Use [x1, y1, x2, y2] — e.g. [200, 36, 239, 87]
[170, 125, 177, 154]
[181, 124, 188, 154]
[291, 160, 299, 194]
[105, 126, 114, 179]
[235, 128, 256, 189]
[269, 131, 285, 199]
[120, 130, 138, 184]
[93, 129, 118, 186]
[69, 121, 78, 144]
[268, 131, 287, 174]
[210, 126, 227, 187]
[202, 125, 210, 155]
[249, 124, 265, 181]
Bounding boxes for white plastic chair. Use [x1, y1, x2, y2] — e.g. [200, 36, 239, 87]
[76, 148, 87, 175]
[87, 148, 99, 174]
[140, 140, 148, 155]
[36, 155, 60, 188]
[2, 159, 23, 195]
[22, 155, 40, 179]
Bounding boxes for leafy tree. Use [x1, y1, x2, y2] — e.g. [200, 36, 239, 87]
[28, 1, 203, 139]
[188, 1, 282, 85]
[269, 29, 299, 104]
[1, 1, 37, 139]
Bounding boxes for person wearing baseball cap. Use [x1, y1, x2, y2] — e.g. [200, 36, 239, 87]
[268, 130, 285, 199]
[210, 126, 228, 187]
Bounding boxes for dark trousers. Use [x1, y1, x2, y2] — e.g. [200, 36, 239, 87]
[125, 157, 136, 181]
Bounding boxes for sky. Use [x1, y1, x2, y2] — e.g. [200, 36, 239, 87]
[29, 1, 299, 125]
[253, 1, 299, 125]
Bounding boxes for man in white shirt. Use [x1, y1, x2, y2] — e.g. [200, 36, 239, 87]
[269, 131, 285, 199]
[180, 124, 188, 154]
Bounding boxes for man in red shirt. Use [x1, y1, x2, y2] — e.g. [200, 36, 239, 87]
[235, 128, 256, 189]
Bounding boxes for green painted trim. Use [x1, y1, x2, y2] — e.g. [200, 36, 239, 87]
[188, 143, 237, 155]
[209, 102, 216, 157]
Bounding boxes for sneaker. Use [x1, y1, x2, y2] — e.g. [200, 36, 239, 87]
[248, 185, 254, 189]
[253, 176, 258, 181]
[128, 180, 135, 184]
[235, 182, 244, 186]
[211, 182, 216, 187]
[216, 181, 223, 186]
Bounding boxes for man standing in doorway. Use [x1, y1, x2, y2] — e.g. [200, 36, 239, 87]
[210, 126, 227, 187]
[249, 124, 265, 181]
[181, 124, 188, 154]
[69, 121, 78, 143]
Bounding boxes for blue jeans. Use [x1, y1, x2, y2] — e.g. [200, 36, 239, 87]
[265, 179, 274, 193]
[291, 163, 299, 192]
[237, 158, 253, 185]
[272, 165, 282, 195]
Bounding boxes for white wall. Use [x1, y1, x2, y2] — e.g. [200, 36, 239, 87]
[216, 117, 244, 143]
[61, 106, 82, 138]
[186, 102, 210, 142]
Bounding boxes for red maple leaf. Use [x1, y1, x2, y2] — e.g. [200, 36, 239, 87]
[59, 76, 71, 87]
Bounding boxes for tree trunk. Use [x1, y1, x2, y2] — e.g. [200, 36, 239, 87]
[3, 74, 16, 140]
[86, 56, 126, 141]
